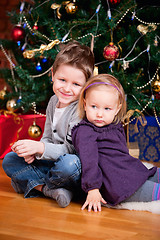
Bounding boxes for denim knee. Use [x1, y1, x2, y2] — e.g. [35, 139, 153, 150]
[2, 151, 23, 177]
[45, 154, 81, 189]
[57, 154, 81, 178]
[2, 152, 15, 173]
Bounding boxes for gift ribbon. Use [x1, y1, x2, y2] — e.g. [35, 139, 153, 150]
[123, 109, 147, 148]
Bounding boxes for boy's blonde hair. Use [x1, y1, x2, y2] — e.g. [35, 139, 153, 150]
[52, 41, 95, 79]
[78, 74, 127, 124]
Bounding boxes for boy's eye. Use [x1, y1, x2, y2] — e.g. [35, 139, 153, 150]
[73, 82, 81, 87]
[105, 107, 110, 110]
[59, 79, 65, 82]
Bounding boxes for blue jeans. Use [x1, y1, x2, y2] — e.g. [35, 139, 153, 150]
[2, 152, 81, 198]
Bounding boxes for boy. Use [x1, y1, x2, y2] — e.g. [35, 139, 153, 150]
[2, 41, 94, 207]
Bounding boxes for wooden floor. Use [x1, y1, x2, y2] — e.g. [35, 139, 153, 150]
[0, 144, 160, 240]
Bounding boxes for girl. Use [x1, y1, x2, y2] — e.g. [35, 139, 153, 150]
[72, 74, 160, 212]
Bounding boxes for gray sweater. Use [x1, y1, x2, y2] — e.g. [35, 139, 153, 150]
[37, 95, 81, 161]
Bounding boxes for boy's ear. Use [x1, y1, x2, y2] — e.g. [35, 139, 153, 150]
[83, 99, 86, 111]
[51, 67, 54, 82]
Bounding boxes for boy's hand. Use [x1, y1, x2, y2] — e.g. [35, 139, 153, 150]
[24, 155, 35, 164]
[11, 139, 44, 158]
[81, 189, 107, 212]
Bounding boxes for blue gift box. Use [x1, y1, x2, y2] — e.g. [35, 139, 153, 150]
[129, 116, 160, 162]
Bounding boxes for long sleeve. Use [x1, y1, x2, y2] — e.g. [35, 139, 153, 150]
[72, 124, 103, 192]
[37, 95, 81, 161]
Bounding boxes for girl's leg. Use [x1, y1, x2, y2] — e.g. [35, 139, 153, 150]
[123, 180, 160, 203]
[2, 151, 54, 198]
[148, 168, 160, 183]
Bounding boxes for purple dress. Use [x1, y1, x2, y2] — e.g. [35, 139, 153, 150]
[72, 119, 157, 206]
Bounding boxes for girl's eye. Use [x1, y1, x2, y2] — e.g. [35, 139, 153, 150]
[105, 107, 110, 110]
[92, 105, 96, 109]
[59, 79, 65, 82]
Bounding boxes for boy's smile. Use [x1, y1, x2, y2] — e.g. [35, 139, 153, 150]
[52, 64, 86, 108]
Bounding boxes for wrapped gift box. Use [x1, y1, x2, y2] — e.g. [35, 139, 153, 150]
[0, 114, 46, 159]
[129, 116, 160, 162]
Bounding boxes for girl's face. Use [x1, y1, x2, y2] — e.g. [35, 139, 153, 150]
[84, 85, 121, 127]
[52, 64, 86, 108]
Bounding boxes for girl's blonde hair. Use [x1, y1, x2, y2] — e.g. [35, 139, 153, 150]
[78, 74, 127, 124]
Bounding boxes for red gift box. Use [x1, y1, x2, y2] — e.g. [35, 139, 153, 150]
[0, 114, 46, 159]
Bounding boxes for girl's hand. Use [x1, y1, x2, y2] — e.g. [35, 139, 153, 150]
[11, 139, 44, 158]
[81, 189, 107, 212]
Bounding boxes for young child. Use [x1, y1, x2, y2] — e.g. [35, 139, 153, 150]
[2, 41, 94, 208]
[72, 74, 160, 212]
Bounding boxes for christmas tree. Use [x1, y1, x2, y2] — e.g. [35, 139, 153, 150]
[0, 0, 159, 125]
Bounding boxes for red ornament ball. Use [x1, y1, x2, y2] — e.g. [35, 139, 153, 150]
[109, 0, 121, 5]
[103, 42, 119, 61]
[11, 25, 25, 42]
[33, 24, 38, 30]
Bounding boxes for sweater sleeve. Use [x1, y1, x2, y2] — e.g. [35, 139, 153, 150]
[37, 97, 80, 161]
[72, 124, 103, 193]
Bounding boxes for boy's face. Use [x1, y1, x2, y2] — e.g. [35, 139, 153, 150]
[84, 85, 121, 127]
[52, 64, 86, 108]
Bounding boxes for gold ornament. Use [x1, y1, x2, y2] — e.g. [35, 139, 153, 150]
[51, 1, 77, 18]
[6, 99, 17, 112]
[93, 66, 98, 76]
[152, 75, 160, 92]
[28, 121, 42, 138]
[0, 87, 7, 100]
[51, 1, 70, 19]
[51, 3, 62, 19]
[65, 2, 78, 14]
[23, 39, 60, 59]
[137, 24, 157, 35]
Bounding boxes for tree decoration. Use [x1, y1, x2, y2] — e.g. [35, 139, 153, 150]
[36, 62, 42, 71]
[51, 3, 62, 19]
[1, 0, 160, 121]
[137, 24, 157, 35]
[32, 22, 38, 30]
[23, 39, 60, 58]
[154, 36, 158, 47]
[122, 60, 129, 70]
[32, 15, 39, 30]
[152, 75, 160, 93]
[6, 99, 17, 112]
[11, 25, 25, 42]
[65, 1, 78, 14]
[28, 121, 42, 138]
[109, 0, 121, 5]
[51, 1, 78, 19]
[0, 87, 7, 100]
[103, 42, 119, 61]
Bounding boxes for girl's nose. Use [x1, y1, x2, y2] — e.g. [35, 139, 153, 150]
[97, 110, 103, 117]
